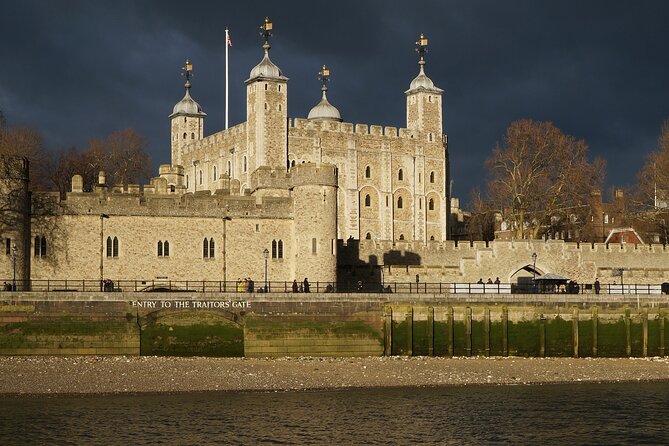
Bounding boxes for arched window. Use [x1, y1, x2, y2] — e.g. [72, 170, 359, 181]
[158, 241, 163, 257]
[213, 166, 217, 181]
[272, 240, 277, 259]
[209, 238, 215, 258]
[397, 196, 403, 209]
[243, 156, 247, 172]
[398, 169, 403, 181]
[113, 237, 118, 257]
[430, 235, 435, 241]
[33, 235, 47, 257]
[164, 241, 170, 257]
[365, 232, 372, 239]
[203, 238, 209, 258]
[419, 198, 422, 210]
[399, 234, 405, 240]
[170, 185, 175, 193]
[191, 132, 195, 139]
[429, 198, 434, 211]
[186, 175, 189, 188]
[278, 240, 283, 259]
[184, 117, 187, 123]
[365, 194, 371, 207]
[365, 166, 371, 178]
[106, 236, 112, 257]
[199, 170, 203, 185]
[291, 160, 295, 167]
[183, 132, 187, 139]
[430, 172, 435, 183]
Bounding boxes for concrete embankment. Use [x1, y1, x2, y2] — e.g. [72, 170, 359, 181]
[0, 292, 667, 358]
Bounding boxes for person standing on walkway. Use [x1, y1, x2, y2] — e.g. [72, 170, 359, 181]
[303, 278, 310, 293]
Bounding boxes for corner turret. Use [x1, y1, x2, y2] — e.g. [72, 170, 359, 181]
[406, 34, 443, 139]
[245, 17, 289, 173]
[170, 59, 206, 166]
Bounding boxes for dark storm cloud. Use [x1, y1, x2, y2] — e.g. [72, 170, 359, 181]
[1, 0, 668, 204]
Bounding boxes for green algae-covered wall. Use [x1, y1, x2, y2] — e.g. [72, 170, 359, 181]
[389, 304, 668, 358]
[0, 301, 139, 355]
[0, 294, 667, 358]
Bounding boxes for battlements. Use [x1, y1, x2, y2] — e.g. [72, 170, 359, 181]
[289, 118, 421, 140]
[356, 238, 669, 255]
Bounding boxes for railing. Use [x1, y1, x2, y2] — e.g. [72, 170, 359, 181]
[1, 279, 667, 295]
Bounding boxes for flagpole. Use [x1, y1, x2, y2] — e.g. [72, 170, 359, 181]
[225, 27, 229, 130]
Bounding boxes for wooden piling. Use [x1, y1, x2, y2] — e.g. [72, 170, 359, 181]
[502, 306, 508, 357]
[427, 306, 434, 357]
[642, 309, 648, 358]
[447, 306, 454, 357]
[625, 308, 632, 357]
[406, 307, 413, 357]
[465, 307, 472, 357]
[572, 307, 579, 358]
[484, 307, 490, 357]
[592, 306, 598, 358]
[539, 316, 546, 357]
[383, 307, 392, 356]
[660, 311, 665, 358]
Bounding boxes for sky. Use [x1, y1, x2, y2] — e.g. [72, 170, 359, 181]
[1, 0, 668, 204]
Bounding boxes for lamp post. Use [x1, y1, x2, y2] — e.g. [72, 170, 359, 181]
[531, 252, 537, 293]
[11, 244, 17, 291]
[100, 214, 109, 291]
[263, 248, 269, 293]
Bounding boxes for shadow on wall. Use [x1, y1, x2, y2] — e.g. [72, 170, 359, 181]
[337, 239, 422, 292]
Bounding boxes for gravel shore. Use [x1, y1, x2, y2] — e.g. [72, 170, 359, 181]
[1, 356, 668, 396]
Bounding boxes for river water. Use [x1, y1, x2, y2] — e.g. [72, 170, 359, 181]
[1, 382, 667, 445]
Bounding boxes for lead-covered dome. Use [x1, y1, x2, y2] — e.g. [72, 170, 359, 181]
[170, 79, 206, 118]
[247, 43, 288, 83]
[406, 63, 443, 95]
[308, 88, 342, 122]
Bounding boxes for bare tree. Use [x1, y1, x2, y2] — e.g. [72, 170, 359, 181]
[635, 118, 669, 210]
[47, 128, 153, 193]
[0, 121, 49, 191]
[465, 188, 496, 241]
[485, 119, 604, 239]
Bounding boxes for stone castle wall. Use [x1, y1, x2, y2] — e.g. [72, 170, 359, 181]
[343, 239, 669, 285]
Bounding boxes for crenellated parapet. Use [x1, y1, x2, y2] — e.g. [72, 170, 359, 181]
[289, 118, 440, 141]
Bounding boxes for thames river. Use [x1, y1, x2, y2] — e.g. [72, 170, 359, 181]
[1, 382, 667, 445]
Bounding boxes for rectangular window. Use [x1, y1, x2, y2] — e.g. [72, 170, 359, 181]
[312, 238, 317, 254]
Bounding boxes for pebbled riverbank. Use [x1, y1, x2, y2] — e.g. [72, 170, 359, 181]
[1, 356, 669, 396]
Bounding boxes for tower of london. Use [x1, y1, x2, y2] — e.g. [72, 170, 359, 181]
[0, 21, 448, 289]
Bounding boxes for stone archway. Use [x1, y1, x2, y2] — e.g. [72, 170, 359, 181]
[139, 308, 245, 357]
[510, 264, 543, 293]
